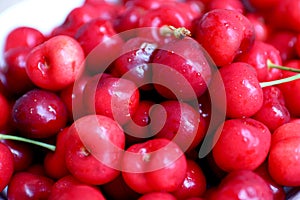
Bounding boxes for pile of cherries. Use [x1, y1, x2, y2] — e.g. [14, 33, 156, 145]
[1, 0, 300, 199]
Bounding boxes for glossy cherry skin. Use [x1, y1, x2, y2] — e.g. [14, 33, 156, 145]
[151, 37, 212, 100]
[0, 143, 14, 192]
[247, 0, 279, 10]
[210, 62, 263, 118]
[0, 92, 10, 130]
[236, 41, 282, 81]
[12, 89, 68, 138]
[1, 140, 33, 172]
[150, 100, 206, 152]
[113, 37, 157, 90]
[3, 47, 35, 96]
[138, 192, 177, 200]
[48, 175, 81, 199]
[7, 172, 54, 200]
[266, 31, 298, 62]
[212, 170, 273, 200]
[101, 174, 141, 200]
[194, 9, 255, 67]
[278, 60, 300, 117]
[207, 0, 245, 13]
[212, 118, 271, 172]
[125, 0, 178, 10]
[172, 159, 206, 200]
[44, 127, 70, 179]
[4, 26, 45, 52]
[65, 114, 125, 185]
[83, 76, 140, 125]
[246, 13, 271, 42]
[253, 86, 290, 132]
[255, 162, 286, 200]
[122, 138, 187, 194]
[268, 122, 300, 186]
[26, 35, 85, 91]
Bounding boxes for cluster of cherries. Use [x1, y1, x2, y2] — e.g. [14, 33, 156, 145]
[1, 0, 300, 199]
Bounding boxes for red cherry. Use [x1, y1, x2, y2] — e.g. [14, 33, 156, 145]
[65, 115, 125, 185]
[212, 118, 271, 172]
[0, 92, 10, 130]
[4, 27, 45, 52]
[172, 159, 207, 200]
[48, 175, 81, 199]
[246, 13, 271, 42]
[236, 41, 282, 81]
[212, 170, 273, 199]
[125, 0, 178, 10]
[247, 0, 280, 10]
[3, 47, 35, 96]
[56, 185, 106, 200]
[210, 62, 263, 118]
[7, 172, 54, 200]
[151, 37, 212, 100]
[12, 89, 68, 138]
[0, 143, 14, 192]
[26, 35, 85, 91]
[207, 0, 245, 13]
[150, 100, 207, 152]
[122, 138, 187, 194]
[44, 127, 70, 179]
[83, 76, 140, 125]
[253, 86, 290, 132]
[138, 192, 177, 200]
[268, 122, 300, 186]
[194, 9, 255, 66]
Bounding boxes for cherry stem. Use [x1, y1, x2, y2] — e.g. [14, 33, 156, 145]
[267, 59, 300, 73]
[160, 25, 191, 39]
[260, 73, 300, 88]
[0, 134, 56, 151]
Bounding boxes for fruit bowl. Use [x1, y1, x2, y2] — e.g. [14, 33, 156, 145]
[0, 0, 300, 199]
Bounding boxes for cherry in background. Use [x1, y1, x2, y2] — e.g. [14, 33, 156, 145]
[0, 143, 14, 192]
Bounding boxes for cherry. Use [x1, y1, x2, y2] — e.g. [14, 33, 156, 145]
[83, 76, 140, 125]
[253, 86, 290, 132]
[3, 47, 35, 97]
[150, 100, 206, 152]
[44, 127, 70, 179]
[247, 0, 280, 10]
[48, 175, 81, 199]
[212, 170, 273, 199]
[210, 62, 263, 118]
[266, 31, 298, 62]
[0, 92, 10, 130]
[125, 0, 178, 10]
[112, 37, 157, 90]
[65, 114, 125, 185]
[7, 172, 54, 200]
[194, 8, 255, 66]
[122, 138, 187, 194]
[12, 89, 68, 138]
[151, 36, 212, 100]
[246, 13, 271, 42]
[268, 122, 300, 186]
[26, 35, 85, 91]
[296, 34, 300, 57]
[1, 140, 33, 172]
[0, 143, 14, 192]
[212, 118, 271, 172]
[235, 41, 282, 81]
[138, 192, 177, 200]
[207, 0, 245, 13]
[172, 159, 207, 200]
[4, 27, 45, 53]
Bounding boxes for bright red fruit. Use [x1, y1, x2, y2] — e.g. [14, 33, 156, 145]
[194, 9, 255, 66]
[236, 41, 282, 81]
[212, 170, 273, 200]
[246, 13, 270, 42]
[55, 185, 106, 200]
[151, 37, 212, 100]
[0, 143, 14, 192]
[150, 100, 206, 152]
[25, 35, 85, 91]
[83, 76, 140, 125]
[212, 118, 271, 172]
[7, 172, 54, 200]
[138, 192, 177, 200]
[4, 27, 45, 52]
[172, 159, 206, 200]
[0, 92, 10, 129]
[268, 122, 300, 186]
[12, 89, 68, 138]
[122, 138, 187, 194]
[207, 0, 245, 13]
[65, 114, 125, 185]
[210, 62, 263, 118]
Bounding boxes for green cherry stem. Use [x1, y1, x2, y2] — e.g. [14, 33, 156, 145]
[260, 73, 300, 88]
[267, 59, 300, 73]
[160, 25, 192, 39]
[0, 134, 56, 151]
